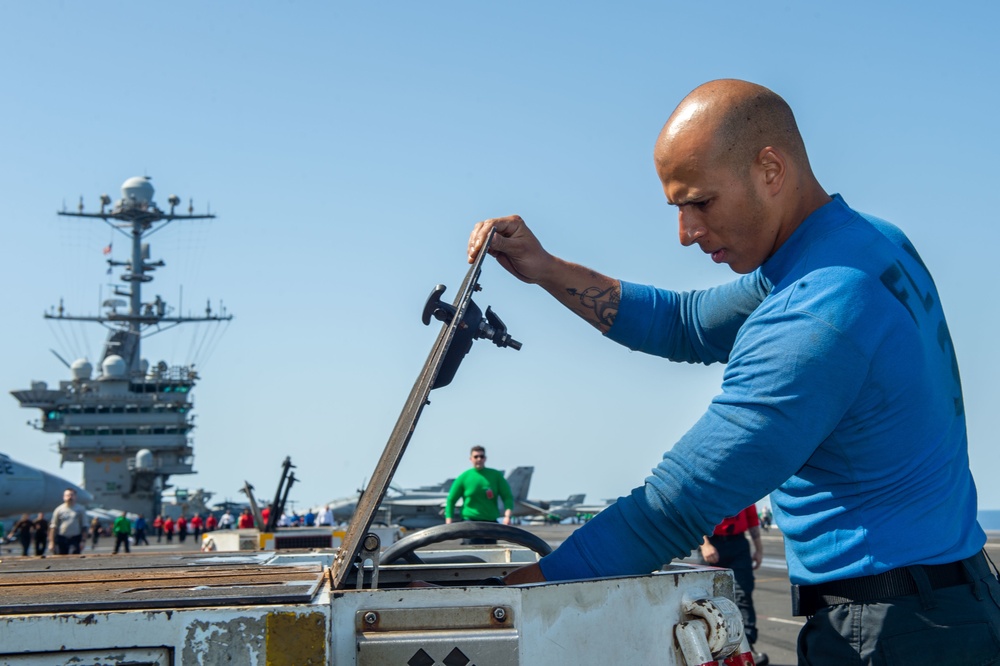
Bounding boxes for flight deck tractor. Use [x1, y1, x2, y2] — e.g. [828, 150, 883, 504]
[0, 230, 752, 665]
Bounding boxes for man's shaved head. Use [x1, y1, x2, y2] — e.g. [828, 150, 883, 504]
[656, 79, 809, 176]
[652, 79, 831, 274]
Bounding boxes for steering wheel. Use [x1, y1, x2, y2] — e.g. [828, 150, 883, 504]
[380, 521, 553, 565]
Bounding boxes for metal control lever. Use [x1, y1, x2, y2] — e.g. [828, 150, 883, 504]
[422, 283, 522, 389]
[330, 228, 520, 589]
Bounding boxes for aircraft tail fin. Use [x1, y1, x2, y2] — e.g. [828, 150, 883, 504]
[565, 493, 586, 505]
[505, 466, 533, 502]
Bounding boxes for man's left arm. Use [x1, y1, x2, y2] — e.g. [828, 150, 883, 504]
[498, 473, 514, 525]
[538, 309, 870, 582]
[607, 273, 770, 364]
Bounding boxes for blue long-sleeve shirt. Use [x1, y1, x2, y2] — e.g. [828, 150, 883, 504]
[539, 195, 985, 585]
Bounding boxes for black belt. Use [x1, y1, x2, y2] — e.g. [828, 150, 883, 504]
[710, 533, 747, 541]
[791, 552, 984, 616]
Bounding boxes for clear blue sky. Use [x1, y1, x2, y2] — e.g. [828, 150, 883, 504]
[2, 2, 998, 512]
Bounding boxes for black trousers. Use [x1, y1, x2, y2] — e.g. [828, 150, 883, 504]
[113, 533, 131, 554]
[798, 552, 1000, 665]
[698, 533, 758, 645]
[55, 534, 81, 555]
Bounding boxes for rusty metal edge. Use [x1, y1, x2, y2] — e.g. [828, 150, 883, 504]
[0, 589, 320, 615]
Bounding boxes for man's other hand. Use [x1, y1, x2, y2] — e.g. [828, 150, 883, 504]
[699, 540, 720, 564]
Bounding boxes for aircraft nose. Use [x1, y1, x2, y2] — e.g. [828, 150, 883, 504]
[41, 470, 93, 506]
[75, 485, 95, 505]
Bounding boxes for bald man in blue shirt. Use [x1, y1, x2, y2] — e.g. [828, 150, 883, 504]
[468, 79, 1000, 664]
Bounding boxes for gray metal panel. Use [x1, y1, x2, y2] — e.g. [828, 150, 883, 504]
[358, 629, 518, 666]
[356, 605, 513, 632]
[357, 604, 518, 665]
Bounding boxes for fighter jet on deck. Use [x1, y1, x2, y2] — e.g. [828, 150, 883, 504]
[0, 453, 93, 518]
[519, 493, 590, 523]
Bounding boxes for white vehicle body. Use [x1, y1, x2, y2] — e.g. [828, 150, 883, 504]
[0, 546, 744, 665]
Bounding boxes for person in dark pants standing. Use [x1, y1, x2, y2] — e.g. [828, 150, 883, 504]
[49, 488, 87, 555]
[699, 506, 766, 665]
[444, 446, 514, 544]
[112, 512, 132, 554]
[176, 515, 187, 543]
[12, 514, 33, 557]
[133, 514, 149, 546]
[89, 517, 101, 550]
[32, 513, 48, 556]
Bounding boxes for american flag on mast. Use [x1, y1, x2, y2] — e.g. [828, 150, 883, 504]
[102, 242, 112, 255]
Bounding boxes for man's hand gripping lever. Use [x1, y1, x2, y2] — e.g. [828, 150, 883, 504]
[468, 215, 620, 333]
[468, 215, 554, 284]
[422, 284, 522, 390]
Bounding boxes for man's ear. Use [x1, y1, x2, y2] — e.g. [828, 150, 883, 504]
[757, 146, 786, 195]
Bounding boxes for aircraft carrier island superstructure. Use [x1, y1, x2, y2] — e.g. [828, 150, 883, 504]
[11, 176, 232, 517]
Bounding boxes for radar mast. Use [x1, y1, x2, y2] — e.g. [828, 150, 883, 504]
[11, 176, 233, 516]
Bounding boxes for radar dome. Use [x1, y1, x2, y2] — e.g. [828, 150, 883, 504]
[70, 358, 92, 380]
[101, 355, 127, 379]
[121, 176, 155, 208]
[135, 449, 155, 470]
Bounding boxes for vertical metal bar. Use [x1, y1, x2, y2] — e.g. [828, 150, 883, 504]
[329, 230, 496, 589]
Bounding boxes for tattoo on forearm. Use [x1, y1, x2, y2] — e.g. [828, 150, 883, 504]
[566, 285, 620, 327]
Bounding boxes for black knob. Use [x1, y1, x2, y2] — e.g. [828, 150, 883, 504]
[422, 284, 456, 326]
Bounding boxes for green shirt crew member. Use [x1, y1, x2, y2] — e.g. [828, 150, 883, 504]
[113, 514, 132, 536]
[112, 512, 133, 554]
[445, 446, 514, 524]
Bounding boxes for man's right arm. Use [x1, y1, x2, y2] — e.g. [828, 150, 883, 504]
[445, 474, 463, 523]
[468, 216, 621, 334]
[468, 216, 769, 346]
